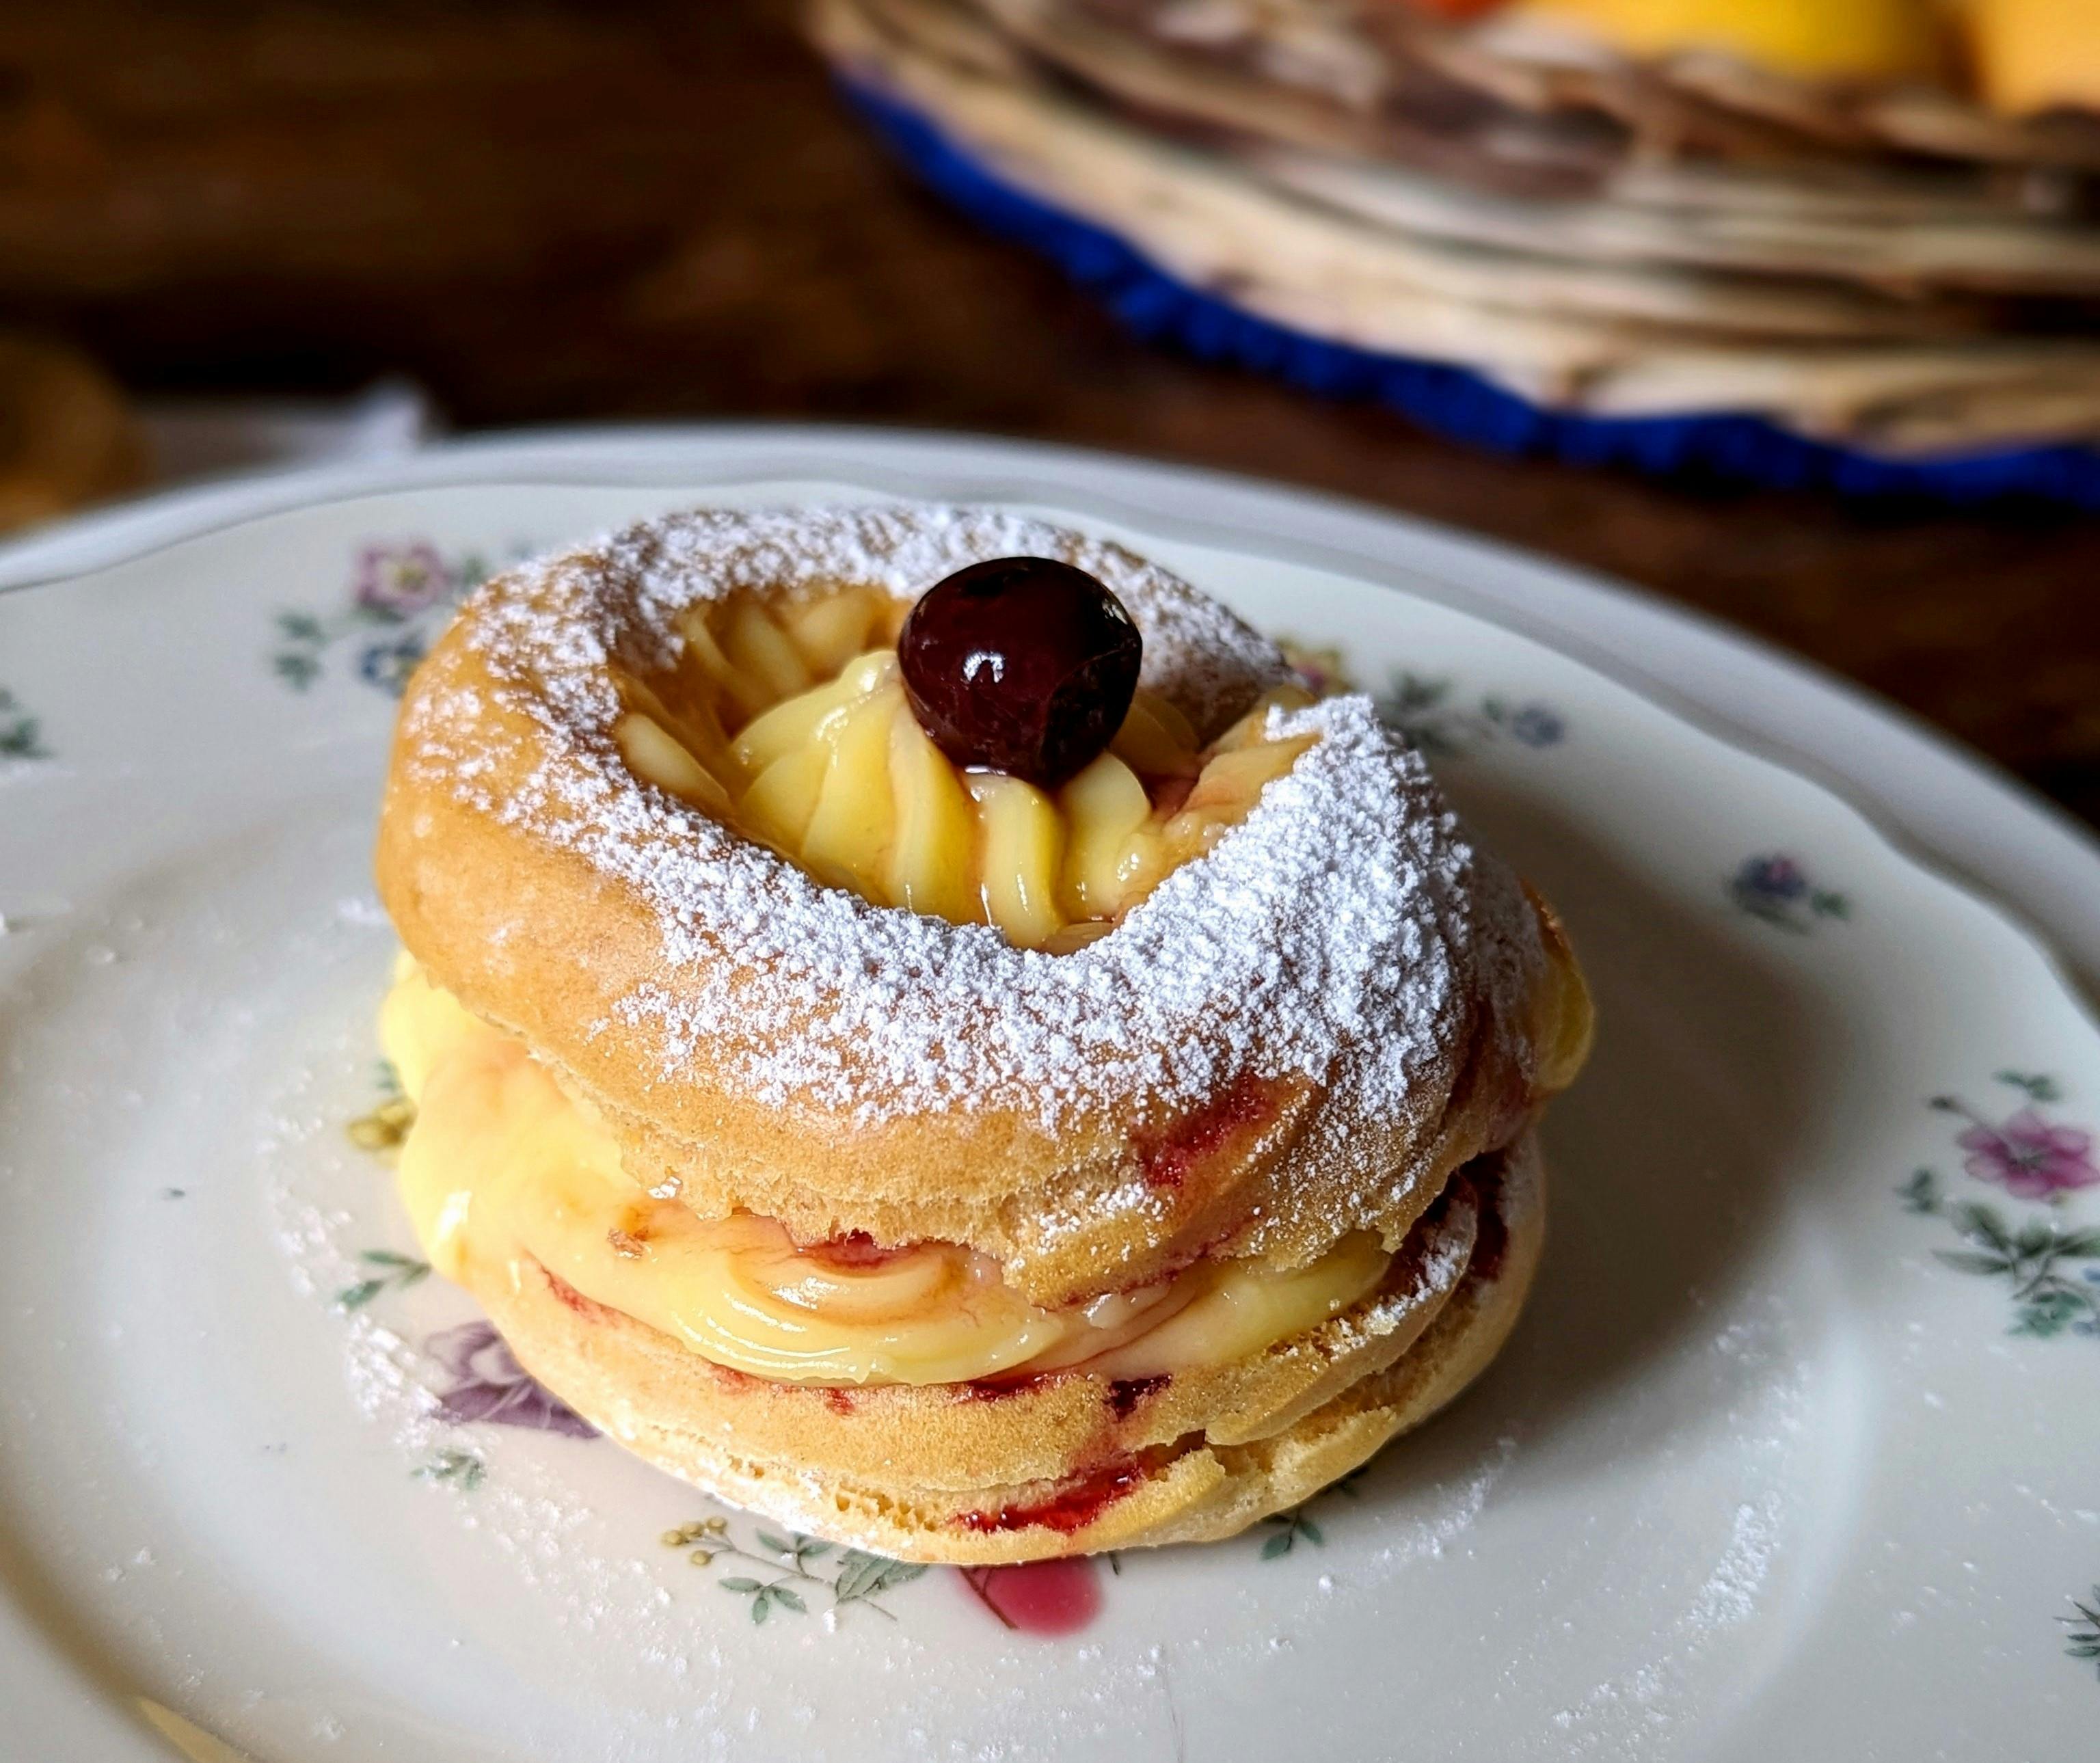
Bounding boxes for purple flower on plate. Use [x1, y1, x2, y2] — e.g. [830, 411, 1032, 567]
[1729, 854, 1849, 931]
[353, 542, 451, 617]
[1954, 1107, 2100, 1202]
[1505, 704, 1566, 749]
[427, 1321, 597, 1437]
[1736, 855, 1807, 904]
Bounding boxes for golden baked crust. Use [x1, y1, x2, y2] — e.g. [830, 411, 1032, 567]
[376, 504, 1584, 1306]
[455, 1136, 1544, 1563]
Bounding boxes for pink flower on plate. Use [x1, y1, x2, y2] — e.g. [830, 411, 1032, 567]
[1956, 1108, 2100, 1200]
[353, 542, 450, 617]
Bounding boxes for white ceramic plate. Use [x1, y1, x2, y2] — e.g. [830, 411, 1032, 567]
[3, 433, 2099, 1763]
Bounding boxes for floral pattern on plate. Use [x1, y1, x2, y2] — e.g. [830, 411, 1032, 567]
[335, 1249, 430, 1313]
[345, 1058, 414, 1153]
[1373, 670, 1566, 757]
[427, 1321, 599, 1436]
[1899, 1073, 2099, 1339]
[2066, 1587, 2100, 1681]
[1256, 1466, 1365, 1559]
[660, 1515, 929, 1626]
[1900, 1070, 2099, 1665]
[1729, 854, 1850, 932]
[0, 687, 48, 759]
[1276, 645, 1567, 755]
[414, 1449, 487, 1492]
[271, 539, 522, 695]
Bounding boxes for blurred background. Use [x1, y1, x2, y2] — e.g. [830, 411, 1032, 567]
[4, 0, 2100, 822]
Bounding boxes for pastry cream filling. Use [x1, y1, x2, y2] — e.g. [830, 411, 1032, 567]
[608, 586, 1317, 951]
[382, 962, 1393, 1388]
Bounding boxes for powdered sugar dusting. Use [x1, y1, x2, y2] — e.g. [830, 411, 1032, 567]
[574, 502, 1289, 734]
[401, 504, 1544, 1150]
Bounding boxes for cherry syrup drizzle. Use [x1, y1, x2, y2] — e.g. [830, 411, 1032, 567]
[1135, 1070, 1279, 1192]
[959, 1457, 1151, 1535]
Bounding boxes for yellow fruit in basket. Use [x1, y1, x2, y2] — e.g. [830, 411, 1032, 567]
[1967, 0, 2100, 115]
[1514, 0, 1946, 81]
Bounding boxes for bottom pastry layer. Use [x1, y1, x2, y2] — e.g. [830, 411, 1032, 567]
[449, 1135, 1544, 1563]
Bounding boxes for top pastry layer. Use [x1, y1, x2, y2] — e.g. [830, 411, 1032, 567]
[376, 504, 1586, 1304]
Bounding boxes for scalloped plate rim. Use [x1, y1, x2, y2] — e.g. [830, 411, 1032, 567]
[3, 430, 2099, 1763]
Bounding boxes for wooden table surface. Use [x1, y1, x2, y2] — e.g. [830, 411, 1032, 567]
[5, 0, 2099, 826]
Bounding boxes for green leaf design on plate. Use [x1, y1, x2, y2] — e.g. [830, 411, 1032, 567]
[1934, 1250, 2014, 1276]
[1255, 1466, 1365, 1560]
[667, 1514, 928, 1624]
[1371, 669, 1564, 760]
[2062, 1587, 2100, 1678]
[414, 1449, 485, 1492]
[1953, 1202, 2013, 1252]
[1257, 1507, 1322, 1560]
[833, 1550, 928, 1606]
[335, 1248, 431, 1310]
[0, 688, 50, 759]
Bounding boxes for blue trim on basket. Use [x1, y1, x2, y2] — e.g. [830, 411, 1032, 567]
[844, 80, 2100, 508]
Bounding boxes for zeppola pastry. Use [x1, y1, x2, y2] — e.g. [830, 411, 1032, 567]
[373, 503, 1591, 1562]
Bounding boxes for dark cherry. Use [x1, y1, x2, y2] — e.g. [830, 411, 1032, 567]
[898, 556, 1142, 789]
